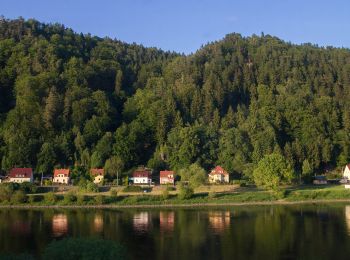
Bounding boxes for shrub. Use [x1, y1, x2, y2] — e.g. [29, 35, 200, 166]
[166, 186, 176, 191]
[0, 183, 16, 202]
[76, 194, 86, 204]
[122, 186, 142, 192]
[274, 189, 287, 199]
[161, 189, 169, 200]
[44, 192, 57, 204]
[110, 188, 118, 197]
[86, 182, 99, 193]
[11, 190, 27, 204]
[178, 186, 194, 200]
[19, 182, 37, 194]
[94, 195, 105, 205]
[28, 195, 37, 204]
[63, 191, 77, 204]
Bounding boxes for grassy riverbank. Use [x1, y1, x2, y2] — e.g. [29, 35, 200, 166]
[1, 184, 350, 208]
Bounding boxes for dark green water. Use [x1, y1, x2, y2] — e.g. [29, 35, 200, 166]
[1, 204, 350, 259]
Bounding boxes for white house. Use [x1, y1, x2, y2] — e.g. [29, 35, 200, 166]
[53, 169, 70, 184]
[344, 164, 350, 179]
[8, 168, 33, 183]
[160, 170, 175, 185]
[208, 166, 230, 184]
[132, 168, 152, 185]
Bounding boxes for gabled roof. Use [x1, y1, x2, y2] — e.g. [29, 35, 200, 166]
[9, 168, 33, 178]
[133, 170, 151, 178]
[209, 166, 229, 176]
[54, 169, 70, 177]
[160, 170, 174, 178]
[347, 164, 350, 170]
[91, 168, 104, 176]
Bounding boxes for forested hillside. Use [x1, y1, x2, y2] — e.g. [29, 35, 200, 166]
[1, 17, 350, 180]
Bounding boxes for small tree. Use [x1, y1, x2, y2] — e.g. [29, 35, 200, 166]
[11, 190, 27, 204]
[302, 159, 313, 182]
[253, 153, 294, 191]
[178, 184, 194, 200]
[105, 156, 124, 186]
[178, 163, 206, 188]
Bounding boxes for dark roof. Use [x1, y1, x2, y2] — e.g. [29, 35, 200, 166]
[9, 168, 33, 178]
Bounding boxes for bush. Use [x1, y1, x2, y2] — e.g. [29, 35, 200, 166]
[44, 192, 57, 204]
[19, 182, 37, 194]
[94, 195, 105, 205]
[178, 186, 194, 200]
[0, 184, 15, 202]
[86, 182, 99, 193]
[122, 186, 142, 192]
[274, 189, 287, 199]
[166, 186, 176, 191]
[11, 190, 27, 204]
[28, 195, 37, 204]
[76, 194, 86, 204]
[63, 191, 77, 204]
[161, 189, 169, 200]
[110, 188, 118, 197]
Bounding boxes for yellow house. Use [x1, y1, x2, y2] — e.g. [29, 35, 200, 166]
[91, 169, 104, 184]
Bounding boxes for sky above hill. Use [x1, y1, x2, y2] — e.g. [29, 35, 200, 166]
[1, 0, 349, 54]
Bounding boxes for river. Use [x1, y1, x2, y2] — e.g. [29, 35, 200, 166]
[1, 204, 350, 259]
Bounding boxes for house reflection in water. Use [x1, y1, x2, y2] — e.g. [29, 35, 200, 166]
[11, 220, 31, 235]
[208, 211, 231, 234]
[94, 214, 104, 233]
[52, 214, 68, 237]
[133, 212, 151, 232]
[345, 206, 350, 234]
[159, 211, 175, 232]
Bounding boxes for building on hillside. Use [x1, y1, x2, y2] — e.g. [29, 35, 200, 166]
[132, 167, 152, 185]
[8, 168, 33, 183]
[91, 168, 104, 184]
[53, 169, 70, 184]
[344, 164, 350, 179]
[160, 170, 175, 185]
[208, 166, 229, 184]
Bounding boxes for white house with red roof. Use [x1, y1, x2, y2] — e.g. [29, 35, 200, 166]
[91, 168, 104, 184]
[160, 170, 175, 185]
[208, 166, 229, 184]
[344, 164, 350, 179]
[8, 168, 33, 183]
[53, 169, 70, 184]
[132, 167, 152, 185]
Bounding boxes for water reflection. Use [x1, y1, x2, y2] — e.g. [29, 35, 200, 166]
[159, 211, 175, 232]
[52, 214, 68, 237]
[208, 211, 231, 234]
[11, 220, 31, 235]
[94, 214, 104, 233]
[345, 206, 350, 235]
[133, 212, 151, 233]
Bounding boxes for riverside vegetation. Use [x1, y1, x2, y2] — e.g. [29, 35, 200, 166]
[1, 18, 350, 196]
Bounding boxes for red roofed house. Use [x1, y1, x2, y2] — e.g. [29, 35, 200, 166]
[160, 170, 175, 185]
[208, 166, 229, 184]
[344, 164, 350, 180]
[132, 167, 152, 185]
[53, 169, 70, 184]
[8, 168, 33, 183]
[91, 168, 104, 184]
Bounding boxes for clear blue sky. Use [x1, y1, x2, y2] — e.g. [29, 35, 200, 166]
[1, 0, 349, 54]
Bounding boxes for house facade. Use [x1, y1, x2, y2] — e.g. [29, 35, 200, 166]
[160, 170, 175, 185]
[53, 169, 70, 184]
[91, 168, 104, 184]
[344, 164, 350, 179]
[8, 168, 33, 183]
[132, 168, 152, 185]
[208, 166, 229, 184]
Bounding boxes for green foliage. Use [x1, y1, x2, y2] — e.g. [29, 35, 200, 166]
[19, 182, 37, 194]
[63, 191, 77, 204]
[161, 189, 169, 200]
[0, 184, 16, 202]
[94, 195, 105, 205]
[178, 185, 194, 200]
[42, 237, 126, 260]
[11, 190, 27, 204]
[253, 153, 295, 191]
[44, 192, 57, 204]
[122, 186, 142, 192]
[178, 163, 207, 188]
[77, 179, 99, 192]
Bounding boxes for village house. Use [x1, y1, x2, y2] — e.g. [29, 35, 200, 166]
[208, 166, 229, 184]
[344, 164, 350, 179]
[132, 167, 152, 185]
[8, 168, 33, 183]
[91, 168, 104, 184]
[53, 169, 70, 184]
[160, 170, 175, 185]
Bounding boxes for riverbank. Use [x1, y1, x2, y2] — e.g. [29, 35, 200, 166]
[1, 184, 350, 208]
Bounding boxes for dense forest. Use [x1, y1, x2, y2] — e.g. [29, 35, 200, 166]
[0, 17, 350, 181]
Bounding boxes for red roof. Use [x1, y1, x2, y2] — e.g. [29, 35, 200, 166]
[133, 170, 151, 178]
[91, 168, 104, 176]
[209, 166, 229, 176]
[9, 168, 33, 178]
[160, 171, 174, 178]
[54, 169, 70, 177]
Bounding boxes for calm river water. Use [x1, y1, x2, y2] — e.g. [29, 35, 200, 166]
[1, 204, 350, 259]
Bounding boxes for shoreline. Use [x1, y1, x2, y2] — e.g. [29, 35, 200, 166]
[1, 198, 350, 209]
